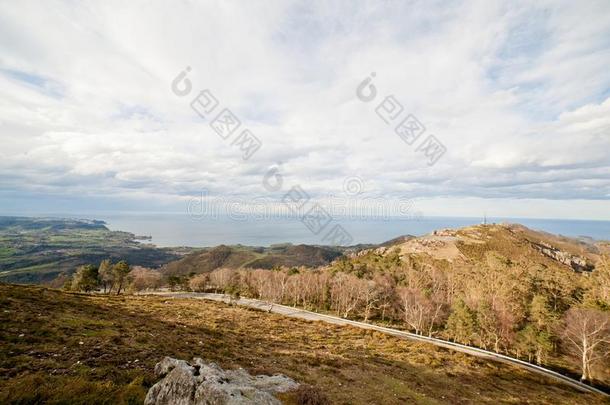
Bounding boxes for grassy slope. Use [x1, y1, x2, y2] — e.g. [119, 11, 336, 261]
[1, 285, 606, 405]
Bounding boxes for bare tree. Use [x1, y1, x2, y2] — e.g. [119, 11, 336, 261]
[209, 268, 238, 292]
[300, 271, 330, 310]
[285, 273, 303, 307]
[398, 287, 426, 335]
[128, 266, 162, 292]
[398, 287, 445, 337]
[360, 280, 380, 322]
[561, 307, 610, 382]
[248, 269, 268, 299]
[330, 273, 362, 319]
[255, 269, 289, 311]
[374, 274, 397, 321]
[270, 269, 289, 304]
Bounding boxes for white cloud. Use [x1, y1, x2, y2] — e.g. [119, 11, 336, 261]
[0, 0, 609, 220]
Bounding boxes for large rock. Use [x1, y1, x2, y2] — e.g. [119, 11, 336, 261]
[534, 242, 593, 272]
[145, 357, 299, 405]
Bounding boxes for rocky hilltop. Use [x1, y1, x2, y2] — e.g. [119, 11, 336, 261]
[363, 223, 602, 273]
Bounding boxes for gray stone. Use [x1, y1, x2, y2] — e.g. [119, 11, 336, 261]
[145, 360, 197, 405]
[145, 357, 299, 405]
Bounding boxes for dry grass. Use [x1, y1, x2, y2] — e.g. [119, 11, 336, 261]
[0, 284, 606, 404]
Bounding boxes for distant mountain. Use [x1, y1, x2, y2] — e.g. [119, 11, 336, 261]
[161, 243, 344, 276]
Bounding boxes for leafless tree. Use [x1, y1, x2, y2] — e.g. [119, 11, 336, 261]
[374, 274, 397, 321]
[249, 269, 269, 299]
[285, 273, 302, 307]
[360, 280, 381, 322]
[561, 307, 610, 382]
[128, 266, 162, 291]
[257, 269, 289, 305]
[302, 271, 330, 310]
[330, 273, 363, 319]
[209, 268, 238, 292]
[398, 287, 445, 337]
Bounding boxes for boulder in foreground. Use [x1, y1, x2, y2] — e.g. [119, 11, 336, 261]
[145, 357, 299, 405]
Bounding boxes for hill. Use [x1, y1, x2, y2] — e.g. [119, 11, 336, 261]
[369, 223, 603, 272]
[161, 243, 344, 276]
[0, 284, 604, 404]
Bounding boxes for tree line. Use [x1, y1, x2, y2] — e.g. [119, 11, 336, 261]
[65, 259, 162, 294]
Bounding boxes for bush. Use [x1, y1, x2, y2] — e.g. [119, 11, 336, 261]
[71, 265, 99, 292]
[189, 273, 209, 292]
[295, 384, 330, 405]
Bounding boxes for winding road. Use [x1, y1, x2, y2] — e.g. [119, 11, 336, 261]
[142, 291, 608, 398]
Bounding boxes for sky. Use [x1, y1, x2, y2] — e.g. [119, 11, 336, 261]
[1, 0, 609, 220]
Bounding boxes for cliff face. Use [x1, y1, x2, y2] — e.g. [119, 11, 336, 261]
[533, 241, 594, 272]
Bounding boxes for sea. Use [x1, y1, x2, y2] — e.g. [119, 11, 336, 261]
[22, 212, 610, 247]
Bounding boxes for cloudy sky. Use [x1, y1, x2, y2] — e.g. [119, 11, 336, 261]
[1, 0, 610, 220]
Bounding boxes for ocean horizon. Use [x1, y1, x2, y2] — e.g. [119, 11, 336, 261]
[4, 212, 609, 247]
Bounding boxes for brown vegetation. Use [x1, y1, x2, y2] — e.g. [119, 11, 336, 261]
[191, 225, 610, 387]
[0, 284, 604, 404]
[160, 244, 343, 277]
[49, 224, 610, 393]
